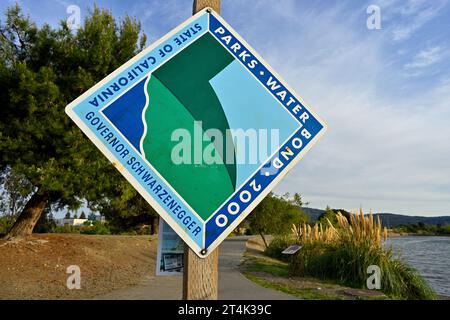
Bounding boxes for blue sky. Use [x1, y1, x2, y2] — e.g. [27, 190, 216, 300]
[2, 0, 449, 216]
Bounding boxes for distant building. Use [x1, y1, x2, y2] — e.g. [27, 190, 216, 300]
[87, 215, 107, 223]
[54, 218, 88, 227]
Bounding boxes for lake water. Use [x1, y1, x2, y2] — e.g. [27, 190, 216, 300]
[387, 236, 450, 297]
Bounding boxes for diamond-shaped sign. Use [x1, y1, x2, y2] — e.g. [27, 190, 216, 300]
[65, 8, 327, 258]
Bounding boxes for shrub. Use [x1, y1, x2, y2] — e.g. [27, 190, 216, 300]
[119, 230, 138, 236]
[265, 235, 296, 261]
[0, 215, 15, 236]
[290, 210, 436, 300]
[290, 241, 334, 276]
[52, 225, 80, 234]
[80, 221, 111, 235]
[247, 193, 308, 248]
[51, 221, 112, 235]
[33, 211, 57, 233]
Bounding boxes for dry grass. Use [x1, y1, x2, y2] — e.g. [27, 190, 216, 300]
[292, 209, 388, 249]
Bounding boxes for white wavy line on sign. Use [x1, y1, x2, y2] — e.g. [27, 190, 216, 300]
[140, 75, 151, 157]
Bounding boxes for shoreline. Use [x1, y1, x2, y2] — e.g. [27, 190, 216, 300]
[388, 232, 450, 237]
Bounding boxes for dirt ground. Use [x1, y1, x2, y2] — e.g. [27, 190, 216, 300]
[0, 234, 157, 300]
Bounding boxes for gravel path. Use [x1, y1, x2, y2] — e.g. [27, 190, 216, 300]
[95, 236, 296, 300]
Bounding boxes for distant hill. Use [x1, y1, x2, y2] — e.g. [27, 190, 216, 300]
[372, 213, 450, 228]
[301, 207, 324, 222]
[301, 207, 450, 227]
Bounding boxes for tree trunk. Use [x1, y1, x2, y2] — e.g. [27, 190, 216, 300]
[259, 231, 268, 248]
[6, 192, 48, 240]
[151, 216, 159, 235]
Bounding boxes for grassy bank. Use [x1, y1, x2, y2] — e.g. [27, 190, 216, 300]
[390, 225, 450, 237]
[259, 210, 436, 300]
[242, 254, 388, 300]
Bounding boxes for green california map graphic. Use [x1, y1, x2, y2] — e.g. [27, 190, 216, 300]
[141, 34, 236, 220]
[103, 32, 299, 222]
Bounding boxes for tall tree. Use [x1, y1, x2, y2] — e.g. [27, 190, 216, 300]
[0, 5, 147, 239]
[94, 185, 160, 235]
[317, 207, 351, 227]
[247, 193, 308, 248]
[317, 206, 336, 225]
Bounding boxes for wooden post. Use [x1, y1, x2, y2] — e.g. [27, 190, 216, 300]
[193, 0, 221, 14]
[183, 245, 219, 299]
[182, 0, 221, 300]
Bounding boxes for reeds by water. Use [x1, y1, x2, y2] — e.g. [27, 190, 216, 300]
[287, 209, 435, 299]
[292, 209, 388, 248]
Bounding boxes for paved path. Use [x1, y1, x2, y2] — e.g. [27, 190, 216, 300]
[95, 236, 296, 300]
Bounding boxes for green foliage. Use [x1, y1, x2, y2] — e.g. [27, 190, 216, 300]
[243, 257, 342, 300]
[247, 193, 308, 247]
[0, 215, 15, 236]
[395, 223, 450, 235]
[80, 220, 111, 235]
[264, 235, 296, 261]
[33, 212, 151, 236]
[244, 273, 340, 300]
[95, 191, 159, 234]
[50, 220, 112, 235]
[52, 225, 81, 234]
[33, 206, 56, 233]
[444, 224, 450, 234]
[244, 257, 290, 278]
[317, 206, 336, 225]
[79, 211, 86, 219]
[0, 4, 147, 222]
[0, 167, 34, 216]
[317, 206, 351, 226]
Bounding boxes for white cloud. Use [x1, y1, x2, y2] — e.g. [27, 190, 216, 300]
[404, 46, 444, 69]
[399, 0, 428, 16]
[390, 1, 446, 41]
[392, 8, 438, 41]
